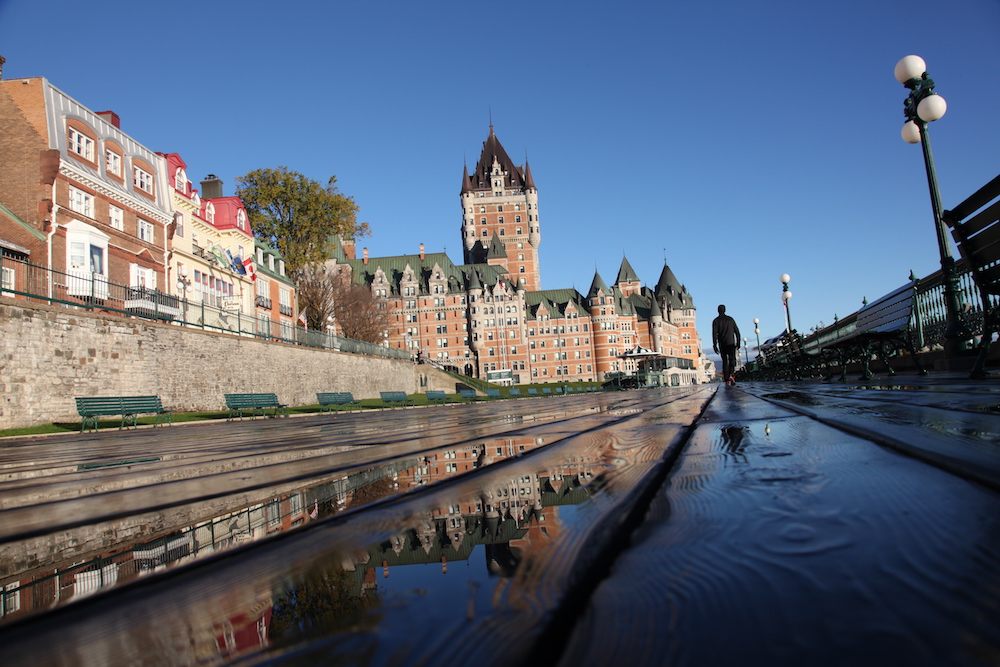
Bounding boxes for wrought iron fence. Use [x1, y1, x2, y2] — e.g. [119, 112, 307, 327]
[0, 256, 410, 361]
[795, 257, 992, 355]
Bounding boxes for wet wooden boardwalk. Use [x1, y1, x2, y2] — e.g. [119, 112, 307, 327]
[1, 375, 999, 666]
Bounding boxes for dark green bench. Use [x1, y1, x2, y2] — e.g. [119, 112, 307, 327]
[425, 390, 449, 405]
[820, 282, 927, 381]
[527, 388, 539, 396]
[509, 388, 523, 397]
[379, 391, 414, 409]
[317, 392, 361, 412]
[944, 173, 1000, 378]
[75, 396, 172, 433]
[224, 393, 287, 420]
[459, 389, 478, 402]
[486, 389, 501, 399]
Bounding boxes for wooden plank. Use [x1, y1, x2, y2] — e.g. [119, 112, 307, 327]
[0, 387, 716, 666]
[945, 172, 1000, 222]
[558, 392, 1000, 665]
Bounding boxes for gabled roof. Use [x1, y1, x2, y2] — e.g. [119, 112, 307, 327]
[524, 289, 588, 320]
[486, 234, 506, 259]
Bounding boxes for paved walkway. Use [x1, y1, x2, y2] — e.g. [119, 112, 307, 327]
[1, 374, 999, 666]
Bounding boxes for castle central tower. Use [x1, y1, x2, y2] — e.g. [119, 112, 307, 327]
[460, 126, 541, 290]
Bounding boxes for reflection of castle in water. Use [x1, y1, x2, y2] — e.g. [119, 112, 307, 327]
[1, 432, 602, 663]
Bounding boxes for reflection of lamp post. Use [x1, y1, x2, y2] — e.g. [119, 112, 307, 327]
[780, 274, 792, 332]
[895, 55, 969, 353]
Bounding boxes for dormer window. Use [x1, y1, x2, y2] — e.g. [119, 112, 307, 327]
[206, 202, 215, 223]
[106, 150, 122, 176]
[133, 166, 154, 194]
[175, 168, 188, 193]
[68, 128, 94, 161]
[237, 209, 247, 230]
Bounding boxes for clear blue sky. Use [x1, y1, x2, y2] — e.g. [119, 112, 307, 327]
[2, 0, 999, 360]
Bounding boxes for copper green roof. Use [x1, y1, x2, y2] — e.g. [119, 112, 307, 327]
[616, 256, 640, 284]
[587, 271, 610, 298]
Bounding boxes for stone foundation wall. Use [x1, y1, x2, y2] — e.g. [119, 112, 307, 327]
[0, 297, 436, 430]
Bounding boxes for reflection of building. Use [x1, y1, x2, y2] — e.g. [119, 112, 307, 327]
[328, 126, 706, 384]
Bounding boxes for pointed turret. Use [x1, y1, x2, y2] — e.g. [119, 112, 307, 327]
[523, 158, 536, 190]
[587, 271, 609, 300]
[616, 256, 640, 284]
[461, 163, 473, 194]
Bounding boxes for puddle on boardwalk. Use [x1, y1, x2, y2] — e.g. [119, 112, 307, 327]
[0, 425, 614, 666]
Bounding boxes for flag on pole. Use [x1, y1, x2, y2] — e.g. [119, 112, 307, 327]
[297, 308, 307, 326]
[243, 257, 257, 281]
[210, 245, 228, 268]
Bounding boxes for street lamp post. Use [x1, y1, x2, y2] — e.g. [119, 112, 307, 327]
[742, 337, 749, 364]
[895, 55, 969, 353]
[753, 318, 761, 354]
[780, 274, 792, 333]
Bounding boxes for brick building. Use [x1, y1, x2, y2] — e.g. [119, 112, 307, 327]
[332, 127, 707, 384]
[0, 76, 173, 306]
[0, 70, 294, 333]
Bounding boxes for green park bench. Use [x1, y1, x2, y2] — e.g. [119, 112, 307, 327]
[75, 395, 173, 433]
[379, 391, 414, 409]
[425, 390, 449, 405]
[459, 389, 478, 402]
[527, 388, 539, 396]
[486, 389, 501, 399]
[820, 281, 927, 381]
[224, 393, 287, 420]
[509, 388, 523, 397]
[316, 392, 362, 413]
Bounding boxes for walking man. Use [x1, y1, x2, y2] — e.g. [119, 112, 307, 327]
[712, 304, 741, 385]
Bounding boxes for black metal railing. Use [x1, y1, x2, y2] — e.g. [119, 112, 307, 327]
[0, 257, 410, 361]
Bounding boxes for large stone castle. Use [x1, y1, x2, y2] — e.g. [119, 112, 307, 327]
[331, 126, 707, 384]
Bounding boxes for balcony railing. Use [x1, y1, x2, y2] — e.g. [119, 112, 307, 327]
[255, 295, 272, 310]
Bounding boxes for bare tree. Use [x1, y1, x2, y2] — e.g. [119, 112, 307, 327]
[294, 264, 390, 344]
[330, 278, 392, 344]
[294, 264, 339, 330]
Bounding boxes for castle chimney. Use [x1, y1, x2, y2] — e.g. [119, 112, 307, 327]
[419, 243, 425, 259]
[200, 174, 223, 199]
[363, 247, 369, 264]
[96, 111, 120, 128]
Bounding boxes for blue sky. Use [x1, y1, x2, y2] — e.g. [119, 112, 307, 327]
[2, 0, 999, 360]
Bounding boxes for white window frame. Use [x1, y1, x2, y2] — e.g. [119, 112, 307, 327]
[129, 263, 157, 289]
[105, 149, 121, 176]
[68, 128, 94, 161]
[175, 167, 187, 192]
[109, 205, 124, 231]
[133, 166, 154, 193]
[68, 186, 94, 218]
[137, 218, 154, 243]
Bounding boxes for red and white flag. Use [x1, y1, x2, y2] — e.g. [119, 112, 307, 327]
[243, 256, 257, 281]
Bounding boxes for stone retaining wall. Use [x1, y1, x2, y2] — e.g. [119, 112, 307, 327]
[0, 297, 454, 430]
